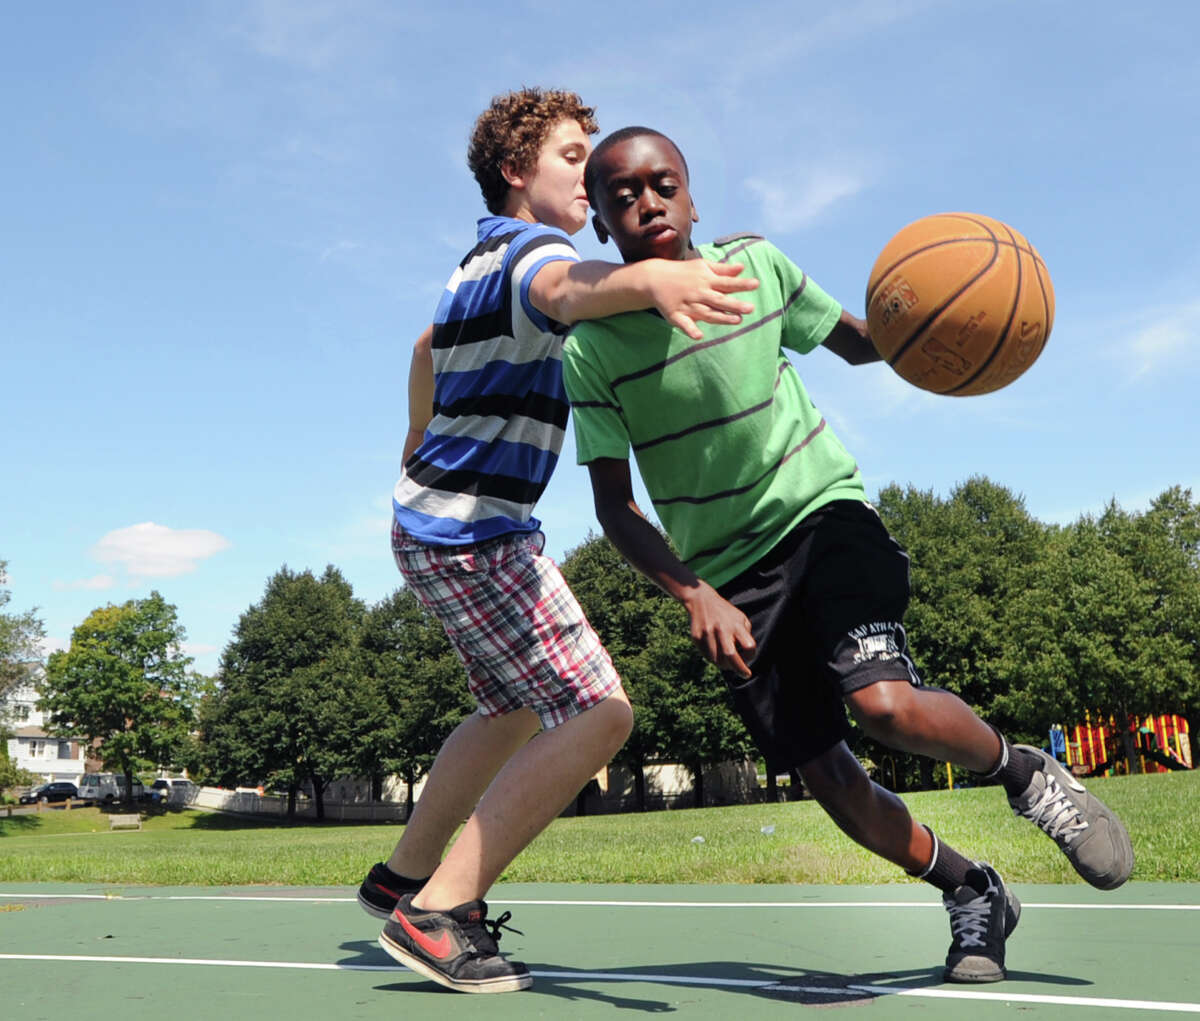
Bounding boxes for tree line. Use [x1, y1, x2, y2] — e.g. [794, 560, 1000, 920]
[13, 478, 1200, 815]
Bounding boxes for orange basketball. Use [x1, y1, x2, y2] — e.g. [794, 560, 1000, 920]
[865, 212, 1055, 395]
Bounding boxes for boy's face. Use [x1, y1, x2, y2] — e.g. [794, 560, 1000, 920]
[508, 118, 592, 235]
[589, 134, 698, 263]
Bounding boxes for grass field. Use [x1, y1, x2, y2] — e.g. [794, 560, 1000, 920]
[1, 769, 1196, 887]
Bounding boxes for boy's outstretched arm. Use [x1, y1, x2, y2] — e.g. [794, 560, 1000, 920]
[822, 308, 883, 365]
[586, 458, 756, 678]
[530, 258, 759, 340]
[402, 324, 435, 464]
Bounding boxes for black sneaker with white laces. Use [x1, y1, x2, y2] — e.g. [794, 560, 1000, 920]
[1008, 744, 1134, 890]
[357, 862, 428, 920]
[379, 894, 531, 993]
[943, 863, 1020, 983]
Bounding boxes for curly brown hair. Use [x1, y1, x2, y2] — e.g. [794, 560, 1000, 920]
[468, 87, 599, 215]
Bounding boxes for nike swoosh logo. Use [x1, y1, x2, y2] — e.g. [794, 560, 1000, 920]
[397, 911, 454, 959]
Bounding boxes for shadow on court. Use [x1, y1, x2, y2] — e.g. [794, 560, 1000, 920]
[338, 936, 1093, 1011]
[3, 883, 1197, 1019]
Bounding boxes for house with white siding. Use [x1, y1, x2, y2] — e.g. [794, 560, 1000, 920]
[2, 665, 87, 784]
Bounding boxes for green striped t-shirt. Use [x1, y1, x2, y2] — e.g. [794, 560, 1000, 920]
[562, 234, 866, 587]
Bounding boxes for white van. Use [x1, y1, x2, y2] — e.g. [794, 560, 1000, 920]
[150, 777, 198, 806]
[77, 773, 144, 804]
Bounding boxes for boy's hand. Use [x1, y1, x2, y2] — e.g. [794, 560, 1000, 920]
[681, 582, 757, 678]
[650, 260, 759, 340]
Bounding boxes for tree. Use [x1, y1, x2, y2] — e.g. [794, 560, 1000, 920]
[632, 603, 754, 806]
[561, 532, 753, 809]
[203, 566, 369, 819]
[42, 592, 197, 804]
[0, 558, 45, 702]
[357, 588, 473, 816]
[873, 478, 1048, 788]
[0, 756, 37, 799]
[999, 492, 1200, 769]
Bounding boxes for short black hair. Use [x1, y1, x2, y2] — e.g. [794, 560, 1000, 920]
[584, 126, 690, 206]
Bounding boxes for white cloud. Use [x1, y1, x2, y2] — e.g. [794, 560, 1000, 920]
[319, 239, 363, 263]
[1129, 300, 1200, 378]
[52, 575, 117, 592]
[745, 170, 867, 234]
[91, 523, 232, 579]
[39, 636, 68, 657]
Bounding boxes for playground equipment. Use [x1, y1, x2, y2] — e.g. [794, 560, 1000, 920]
[1050, 713, 1192, 777]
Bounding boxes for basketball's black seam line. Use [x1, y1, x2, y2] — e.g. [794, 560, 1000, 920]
[866, 238, 1046, 308]
[866, 213, 1001, 304]
[867, 235, 1002, 307]
[885, 241, 1001, 369]
[945, 220, 1024, 394]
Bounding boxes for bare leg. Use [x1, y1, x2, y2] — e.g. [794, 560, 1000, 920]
[845, 680, 1002, 774]
[799, 741, 933, 873]
[414, 691, 634, 911]
[386, 708, 541, 880]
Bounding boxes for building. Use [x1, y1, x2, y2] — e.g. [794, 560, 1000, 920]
[1, 665, 87, 785]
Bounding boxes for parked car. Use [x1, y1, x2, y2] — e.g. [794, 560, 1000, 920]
[19, 781, 79, 804]
[151, 777, 198, 806]
[76, 773, 144, 804]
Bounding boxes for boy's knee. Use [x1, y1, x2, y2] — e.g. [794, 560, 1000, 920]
[846, 680, 911, 738]
[587, 690, 634, 749]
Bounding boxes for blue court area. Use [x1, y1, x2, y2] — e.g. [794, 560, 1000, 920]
[2, 882, 1198, 1019]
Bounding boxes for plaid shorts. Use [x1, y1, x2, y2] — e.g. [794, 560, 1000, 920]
[392, 521, 622, 729]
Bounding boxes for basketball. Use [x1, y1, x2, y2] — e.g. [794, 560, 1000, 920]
[865, 212, 1055, 396]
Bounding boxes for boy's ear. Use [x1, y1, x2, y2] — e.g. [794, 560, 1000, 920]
[691, 201, 699, 224]
[500, 159, 525, 190]
[591, 213, 610, 245]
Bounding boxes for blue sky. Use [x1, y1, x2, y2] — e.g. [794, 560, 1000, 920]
[5, 1, 1198, 675]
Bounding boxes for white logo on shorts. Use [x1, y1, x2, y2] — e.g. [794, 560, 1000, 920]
[849, 622, 903, 664]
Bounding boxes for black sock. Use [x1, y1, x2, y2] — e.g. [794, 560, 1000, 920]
[978, 731, 1039, 798]
[907, 826, 973, 894]
[381, 863, 429, 889]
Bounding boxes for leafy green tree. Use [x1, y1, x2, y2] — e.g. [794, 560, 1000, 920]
[357, 588, 472, 816]
[632, 604, 754, 806]
[42, 592, 197, 804]
[0, 757, 37, 800]
[561, 532, 752, 808]
[1000, 492, 1200, 769]
[873, 478, 1048, 788]
[204, 566, 369, 819]
[560, 532, 667, 809]
[1, 559, 45, 703]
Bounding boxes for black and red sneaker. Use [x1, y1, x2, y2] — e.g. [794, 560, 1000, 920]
[357, 862, 427, 920]
[379, 894, 531, 993]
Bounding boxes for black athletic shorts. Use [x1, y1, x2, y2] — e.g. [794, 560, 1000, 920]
[717, 499, 923, 771]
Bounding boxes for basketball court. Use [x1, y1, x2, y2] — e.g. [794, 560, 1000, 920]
[3, 881, 1198, 1018]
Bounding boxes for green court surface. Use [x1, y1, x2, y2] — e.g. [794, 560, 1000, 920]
[2, 882, 1198, 1019]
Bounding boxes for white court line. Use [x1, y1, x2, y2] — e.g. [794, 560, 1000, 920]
[0, 953, 1197, 1013]
[2, 892, 1199, 910]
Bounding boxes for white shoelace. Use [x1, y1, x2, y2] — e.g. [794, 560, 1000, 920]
[947, 895, 992, 948]
[1014, 775, 1088, 843]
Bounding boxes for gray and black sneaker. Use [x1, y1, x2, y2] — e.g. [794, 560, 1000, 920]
[357, 862, 427, 920]
[943, 863, 1020, 983]
[379, 894, 531, 994]
[1009, 745, 1134, 890]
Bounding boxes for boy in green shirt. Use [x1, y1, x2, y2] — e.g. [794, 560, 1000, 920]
[563, 126, 1133, 984]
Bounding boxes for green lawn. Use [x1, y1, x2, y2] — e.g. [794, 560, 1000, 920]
[1, 769, 1195, 886]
